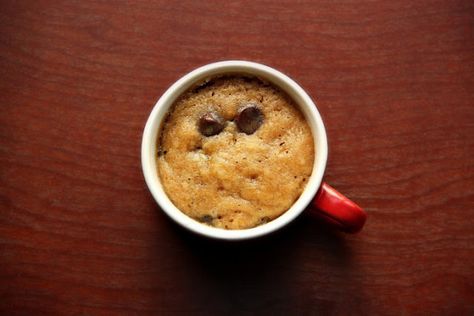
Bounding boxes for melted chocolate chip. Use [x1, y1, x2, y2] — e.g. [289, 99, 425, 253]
[198, 215, 214, 224]
[260, 216, 271, 224]
[235, 104, 264, 134]
[157, 147, 167, 157]
[198, 111, 225, 136]
[193, 80, 215, 93]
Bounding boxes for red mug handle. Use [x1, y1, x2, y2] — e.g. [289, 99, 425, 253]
[309, 182, 367, 233]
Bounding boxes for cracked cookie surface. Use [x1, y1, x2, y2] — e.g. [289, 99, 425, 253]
[157, 76, 314, 229]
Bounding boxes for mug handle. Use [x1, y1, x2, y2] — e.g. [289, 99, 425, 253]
[309, 182, 367, 233]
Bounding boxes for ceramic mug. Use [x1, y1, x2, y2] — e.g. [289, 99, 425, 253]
[141, 60, 367, 240]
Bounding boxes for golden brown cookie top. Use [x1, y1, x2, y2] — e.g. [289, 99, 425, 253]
[157, 76, 314, 229]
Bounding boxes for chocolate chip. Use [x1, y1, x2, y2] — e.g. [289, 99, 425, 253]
[193, 80, 215, 93]
[198, 111, 225, 136]
[157, 147, 167, 157]
[260, 216, 271, 224]
[198, 215, 213, 224]
[235, 104, 264, 134]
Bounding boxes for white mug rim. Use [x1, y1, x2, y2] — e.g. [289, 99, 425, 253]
[141, 60, 328, 240]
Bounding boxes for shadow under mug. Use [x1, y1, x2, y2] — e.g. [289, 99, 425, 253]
[142, 60, 367, 240]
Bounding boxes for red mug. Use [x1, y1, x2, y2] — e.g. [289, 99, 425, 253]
[142, 61, 366, 240]
[312, 183, 366, 233]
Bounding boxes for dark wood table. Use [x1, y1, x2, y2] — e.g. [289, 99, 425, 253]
[1, 1, 473, 315]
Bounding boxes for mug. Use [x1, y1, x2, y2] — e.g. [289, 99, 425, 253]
[141, 60, 367, 240]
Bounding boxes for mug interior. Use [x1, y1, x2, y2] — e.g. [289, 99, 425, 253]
[141, 61, 328, 240]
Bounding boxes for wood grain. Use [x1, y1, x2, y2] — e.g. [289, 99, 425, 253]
[1, 0, 473, 315]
